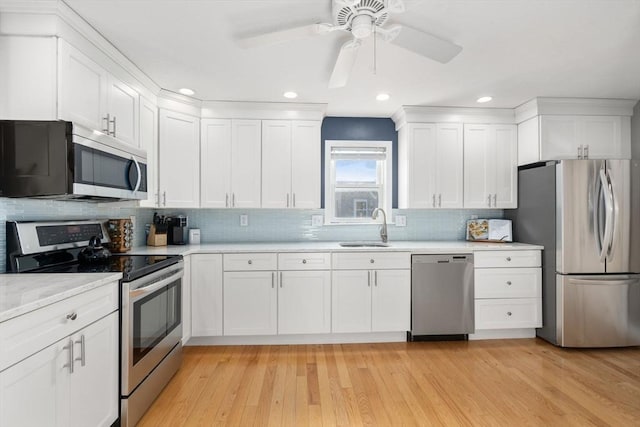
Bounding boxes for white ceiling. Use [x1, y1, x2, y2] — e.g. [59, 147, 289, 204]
[64, 0, 640, 117]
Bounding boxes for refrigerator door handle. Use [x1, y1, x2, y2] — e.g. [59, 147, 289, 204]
[599, 168, 615, 262]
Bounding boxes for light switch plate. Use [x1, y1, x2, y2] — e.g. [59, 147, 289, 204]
[311, 214, 324, 227]
[240, 214, 249, 227]
[395, 215, 407, 227]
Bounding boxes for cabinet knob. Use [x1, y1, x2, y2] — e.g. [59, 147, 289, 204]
[302, 259, 307, 264]
[248, 260, 252, 265]
[507, 312, 512, 316]
[370, 259, 375, 264]
[506, 257, 512, 262]
[506, 281, 512, 286]
[66, 312, 77, 321]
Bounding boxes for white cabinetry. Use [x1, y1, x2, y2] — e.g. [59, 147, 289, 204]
[191, 254, 224, 337]
[158, 109, 200, 208]
[398, 123, 463, 208]
[58, 40, 139, 146]
[262, 120, 321, 209]
[181, 255, 192, 344]
[277, 253, 331, 334]
[464, 124, 517, 208]
[472, 250, 542, 337]
[223, 253, 278, 335]
[332, 252, 411, 333]
[0, 282, 119, 427]
[201, 119, 261, 208]
[139, 97, 159, 207]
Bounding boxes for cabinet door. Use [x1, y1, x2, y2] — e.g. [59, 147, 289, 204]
[139, 97, 159, 207]
[331, 270, 371, 333]
[372, 269, 411, 332]
[435, 123, 463, 208]
[58, 40, 108, 132]
[463, 124, 492, 208]
[493, 124, 517, 208]
[279, 271, 331, 334]
[401, 123, 437, 208]
[580, 115, 625, 159]
[540, 115, 580, 160]
[158, 109, 200, 208]
[262, 120, 292, 208]
[223, 271, 277, 335]
[106, 76, 138, 146]
[201, 119, 232, 208]
[68, 313, 118, 427]
[231, 120, 262, 208]
[0, 339, 69, 427]
[291, 121, 321, 208]
[191, 254, 224, 337]
[182, 255, 192, 344]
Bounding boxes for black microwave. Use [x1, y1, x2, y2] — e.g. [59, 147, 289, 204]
[0, 120, 147, 201]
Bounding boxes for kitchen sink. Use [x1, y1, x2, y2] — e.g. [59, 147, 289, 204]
[339, 242, 389, 247]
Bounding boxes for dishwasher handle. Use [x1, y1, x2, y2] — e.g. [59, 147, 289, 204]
[412, 254, 474, 264]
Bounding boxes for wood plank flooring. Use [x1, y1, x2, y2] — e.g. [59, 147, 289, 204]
[139, 339, 640, 426]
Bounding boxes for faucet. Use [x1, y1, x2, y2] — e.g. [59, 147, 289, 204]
[371, 208, 388, 243]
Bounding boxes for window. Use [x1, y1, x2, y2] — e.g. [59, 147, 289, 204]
[324, 140, 392, 224]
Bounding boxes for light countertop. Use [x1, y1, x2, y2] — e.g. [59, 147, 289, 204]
[130, 241, 543, 256]
[0, 273, 122, 323]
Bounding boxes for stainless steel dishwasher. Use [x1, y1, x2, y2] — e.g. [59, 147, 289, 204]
[409, 254, 474, 341]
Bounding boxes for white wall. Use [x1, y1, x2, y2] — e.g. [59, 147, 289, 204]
[632, 100, 640, 159]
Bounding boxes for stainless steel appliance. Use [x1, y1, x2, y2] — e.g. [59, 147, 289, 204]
[0, 120, 147, 201]
[6, 220, 183, 426]
[167, 215, 189, 245]
[506, 160, 640, 347]
[409, 254, 474, 340]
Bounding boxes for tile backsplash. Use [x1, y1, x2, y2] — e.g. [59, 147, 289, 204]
[1, 197, 503, 273]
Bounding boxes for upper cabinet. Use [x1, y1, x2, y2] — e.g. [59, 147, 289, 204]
[262, 120, 321, 209]
[515, 98, 634, 166]
[464, 124, 517, 209]
[58, 40, 139, 146]
[158, 109, 200, 208]
[398, 123, 463, 209]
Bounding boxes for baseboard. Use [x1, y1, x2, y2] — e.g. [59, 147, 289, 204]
[186, 331, 407, 346]
[469, 328, 536, 340]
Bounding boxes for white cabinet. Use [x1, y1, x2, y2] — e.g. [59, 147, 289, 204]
[58, 40, 139, 146]
[223, 271, 278, 336]
[473, 250, 542, 334]
[201, 119, 261, 208]
[139, 97, 159, 207]
[464, 124, 517, 208]
[0, 282, 119, 427]
[181, 255, 192, 344]
[518, 115, 631, 165]
[191, 254, 224, 337]
[262, 120, 321, 209]
[331, 252, 411, 333]
[158, 109, 200, 208]
[398, 123, 463, 208]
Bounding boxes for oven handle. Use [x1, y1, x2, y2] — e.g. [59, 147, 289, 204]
[129, 270, 183, 300]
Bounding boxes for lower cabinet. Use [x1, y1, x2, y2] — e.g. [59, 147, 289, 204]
[191, 254, 223, 337]
[223, 271, 278, 336]
[0, 310, 118, 427]
[278, 270, 331, 334]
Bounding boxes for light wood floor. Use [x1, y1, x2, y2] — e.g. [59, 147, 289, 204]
[139, 339, 640, 426]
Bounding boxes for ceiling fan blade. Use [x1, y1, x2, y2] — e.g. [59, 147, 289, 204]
[390, 25, 462, 63]
[329, 39, 362, 89]
[237, 24, 320, 48]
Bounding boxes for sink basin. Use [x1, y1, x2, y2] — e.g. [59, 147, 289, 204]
[339, 242, 389, 247]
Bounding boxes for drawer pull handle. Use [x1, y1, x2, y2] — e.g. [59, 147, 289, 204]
[507, 311, 512, 316]
[302, 259, 307, 264]
[506, 257, 512, 262]
[248, 260, 252, 265]
[370, 259, 375, 264]
[506, 281, 512, 286]
[66, 312, 78, 321]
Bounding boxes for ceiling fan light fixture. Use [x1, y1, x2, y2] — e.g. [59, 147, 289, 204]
[477, 96, 493, 103]
[283, 91, 298, 99]
[376, 93, 390, 101]
[179, 88, 195, 96]
[351, 14, 373, 39]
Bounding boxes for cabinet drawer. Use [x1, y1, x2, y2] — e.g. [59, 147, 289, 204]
[332, 252, 411, 270]
[475, 268, 541, 299]
[278, 253, 331, 270]
[475, 298, 542, 330]
[223, 253, 278, 271]
[474, 250, 541, 268]
[0, 281, 118, 372]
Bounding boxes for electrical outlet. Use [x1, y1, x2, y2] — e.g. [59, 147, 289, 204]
[240, 214, 249, 227]
[395, 215, 407, 227]
[311, 214, 324, 226]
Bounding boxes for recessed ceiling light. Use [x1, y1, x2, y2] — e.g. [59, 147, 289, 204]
[376, 93, 390, 101]
[283, 91, 298, 99]
[477, 96, 493, 103]
[179, 88, 195, 96]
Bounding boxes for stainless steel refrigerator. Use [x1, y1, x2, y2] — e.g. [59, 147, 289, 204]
[506, 159, 640, 347]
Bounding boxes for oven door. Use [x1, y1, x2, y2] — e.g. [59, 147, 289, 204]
[121, 262, 183, 395]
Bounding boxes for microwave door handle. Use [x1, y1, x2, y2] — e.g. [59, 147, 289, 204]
[131, 156, 142, 192]
[599, 168, 614, 262]
[129, 270, 183, 300]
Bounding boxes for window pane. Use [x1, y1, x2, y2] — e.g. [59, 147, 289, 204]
[335, 159, 378, 185]
[334, 188, 379, 218]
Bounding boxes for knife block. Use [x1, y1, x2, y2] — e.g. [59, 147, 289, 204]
[147, 224, 167, 246]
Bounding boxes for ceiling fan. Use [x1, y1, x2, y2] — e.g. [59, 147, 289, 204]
[238, 0, 462, 89]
